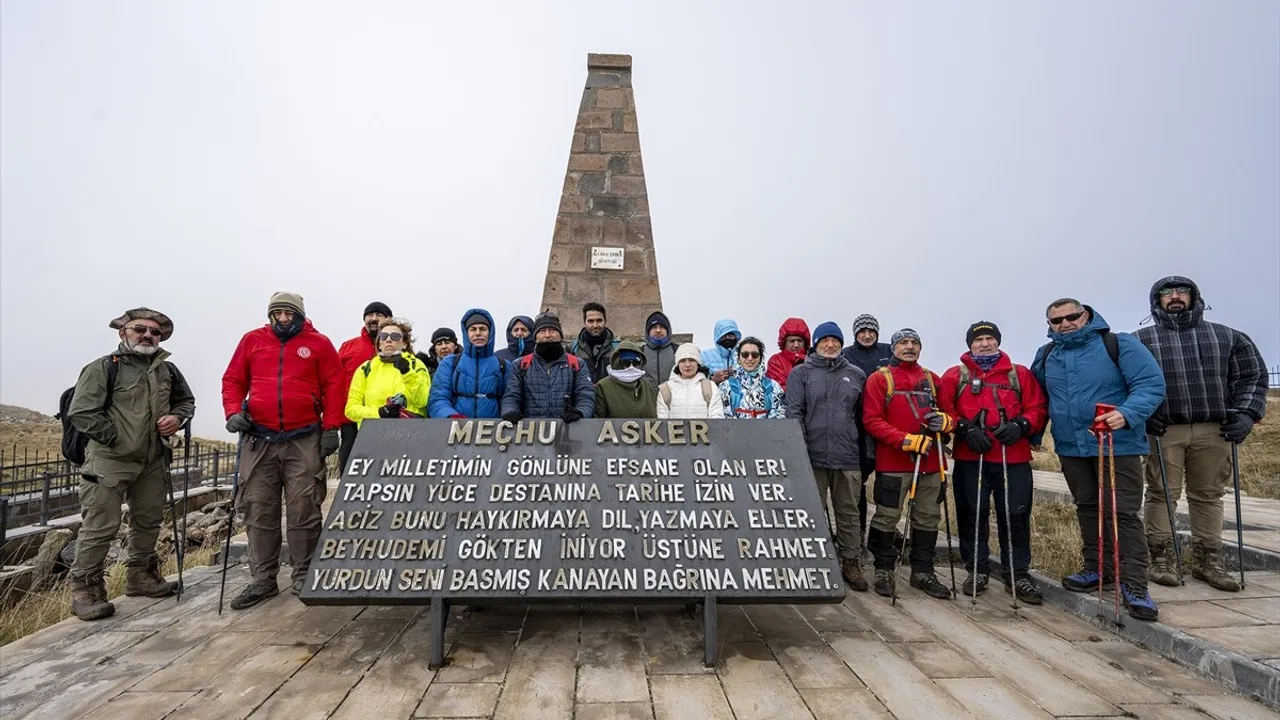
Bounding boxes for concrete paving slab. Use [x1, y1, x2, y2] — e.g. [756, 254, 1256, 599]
[246, 672, 362, 719]
[433, 632, 517, 684]
[491, 624, 577, 720]
[650, 675, 734, 720]
[890, 641, 993, 678]
[716, 640, 814, 720]
[1182, 693, 1280, 720]
[330, 614, 446, 720]
[1119, 705, 1225, 720]
[77, 690, 197, 720]
[130, 629, 275, 691]
[793, 598, 871, 633]
[1158, 600, 1272, 629]
[840, 590, 937, 642]
[826, 633, 975, 719]
[1074, 638, 1246, 696]
[1186, 625, 1280, 658]
[574, 701, 655, 720]
[15, 660, 159, 720]
[797, 687, 895, 719]
[768, 641, 865, 689]
[1208, 597, 1280, 623]
[0, 629, 154, 718]
[636, 606, 709, 675]
[415, 682, 501, 718]
[577, 631, 649, 703]
[935, 677, 1056, 719]
[294, 615, 409, 676]
[168, 644, 312, 720]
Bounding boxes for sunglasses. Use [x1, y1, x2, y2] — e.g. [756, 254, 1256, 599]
[1158, 286, 1192, 297]
[128, 325, 163, 337]
[619, 358, 643, 368]
[739, 351, 761, 359]
[1048, 311, 1086, 326]
[378, 331, 404, 342]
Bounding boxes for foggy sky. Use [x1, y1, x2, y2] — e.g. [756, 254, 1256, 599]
[3, 2, 1277, 440]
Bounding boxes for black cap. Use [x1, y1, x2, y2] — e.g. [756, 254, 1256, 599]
[431, 327, 457, 344]
[364, 301, 393, 317]
[966, 321, 1001, 347]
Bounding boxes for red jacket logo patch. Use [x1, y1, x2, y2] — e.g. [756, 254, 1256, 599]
[297, 346, 312, 359]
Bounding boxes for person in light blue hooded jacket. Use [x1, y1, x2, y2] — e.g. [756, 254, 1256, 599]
[427, 308, 509, 419]
[700, 318, 741, 384]
[1030, 299, 1165, 622]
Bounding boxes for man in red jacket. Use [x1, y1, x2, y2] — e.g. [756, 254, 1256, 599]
[863, 328, 956, 600]
[221, 291, 346, 608]
[336, 301, 393, 472]
[940, 322, 1049, 604]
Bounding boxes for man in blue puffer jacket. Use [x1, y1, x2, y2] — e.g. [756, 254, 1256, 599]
[502, 311, 595, 421]
[700, 318, 741, 384]
[1031, 298, 1166, 621]
[427, 308, 510, 419]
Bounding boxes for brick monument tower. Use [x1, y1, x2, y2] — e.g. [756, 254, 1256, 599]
[540, 53, 662, 341]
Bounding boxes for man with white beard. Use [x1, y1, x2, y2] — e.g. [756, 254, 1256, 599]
[65, 307, 196, 620]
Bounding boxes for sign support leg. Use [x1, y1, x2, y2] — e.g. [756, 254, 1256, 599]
[428, 600, 448, 670]
[702, 596, 718, 668]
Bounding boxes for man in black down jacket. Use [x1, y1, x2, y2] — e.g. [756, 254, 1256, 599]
[785, 321, 869, 592]
[841, 313, 894, 540]
[1134, 275, 1268, 592]
[502, 311, 595, 421]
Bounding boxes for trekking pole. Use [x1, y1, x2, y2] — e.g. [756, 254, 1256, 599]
[1095, 431, 1106, 625]
[971, 451, 983, 611]
[1154, 437, 1184, 584]
[1231, 440, 1246, 589]
[219, 430, 247, 615]
[935, 431, 958, 598]
[891, 454, 923, 607]
[989, 391, 1019, 613]
[1107, 431, 1123, 628]
[164, 465, 184, 602]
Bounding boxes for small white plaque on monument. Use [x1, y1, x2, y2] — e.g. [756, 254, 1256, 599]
[590, 247, 625, 270]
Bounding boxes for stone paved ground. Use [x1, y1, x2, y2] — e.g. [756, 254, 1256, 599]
[2, 562, 1278, 720]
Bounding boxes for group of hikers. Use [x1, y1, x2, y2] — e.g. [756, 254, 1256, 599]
[59, 275, 1269, 625]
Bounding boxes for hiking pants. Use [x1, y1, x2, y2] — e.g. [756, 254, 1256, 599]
[1060, 454, 1148, 590]
[1144, 423, 1231, 551]
[238, 433, 327, 584]
[951, 459, 1033, 580]
[338, 422, 358, 476]
[812, 467, 862, 562]
[71, 460, 167, 577]
[868, 471, 942, 573]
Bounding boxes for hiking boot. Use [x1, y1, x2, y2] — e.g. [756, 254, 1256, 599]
[1146, 539, 1181, 587]
[873, 569, 895, 597]
[124, 556, 179, 598]
[1191, 544, 1241, 592]
[910, 572, 953, 599]
[841, 559, 869, 592]
[1121, 583, 1159, 621]
[69, 569, 115, 621]
[963, 571, 989, 596]
[1061, 569, 1112, 592]
[1006, 577, 1044, 605]
[230, 580, 279, 610]
[290, 576, 305, 596]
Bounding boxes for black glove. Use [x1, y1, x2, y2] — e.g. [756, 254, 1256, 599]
[1220, 412, 1254, 444]
[960, 420, 993, 454]
[502, 410, 523, 423]
[391, 354, 411, 374]
[562, 407, 583, 423]
[320, 429, 340, 458]
[992, 417, 1030, 445]
[225, 412, 253, 434]
[1146, 416, 1168, 437]
[388, 393, 406, 408]
[378, 404, 400, 418]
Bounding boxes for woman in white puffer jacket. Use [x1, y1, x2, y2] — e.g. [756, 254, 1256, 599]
[657, 343, 726, 419]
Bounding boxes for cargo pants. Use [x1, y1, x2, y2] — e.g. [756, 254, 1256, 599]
[1144, 423, 1232, 551]
[868, 471, 943, 573]
[238, 433, 327, 584]
[71, 459, 168, 577]
[812, 467, 863, 562]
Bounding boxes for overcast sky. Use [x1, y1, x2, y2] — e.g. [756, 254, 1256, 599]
[3, 2, 1277, 439]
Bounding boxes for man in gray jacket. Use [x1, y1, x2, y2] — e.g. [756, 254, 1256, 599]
[784, 321, 869, 591]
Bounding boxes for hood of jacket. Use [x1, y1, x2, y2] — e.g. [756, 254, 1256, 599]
[609, 340, 647, 369]
[1148, 275, 1205, 331]
[504, 314, 534, 357]
[776, 317, 811, 350]
[712, 318, 740, 344]
[1046, 305, 1111, 348]
[459, 308, 496, 359]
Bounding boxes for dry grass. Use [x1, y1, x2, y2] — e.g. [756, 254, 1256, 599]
[1236, 396, 1279, 500]
[0, 543, 218, 646]
[1027, 500, 1083, 582]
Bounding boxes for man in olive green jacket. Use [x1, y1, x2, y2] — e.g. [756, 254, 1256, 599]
[66, 307, 196, 621]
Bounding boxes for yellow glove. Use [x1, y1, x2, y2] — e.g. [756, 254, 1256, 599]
[902, 433, 933, 456]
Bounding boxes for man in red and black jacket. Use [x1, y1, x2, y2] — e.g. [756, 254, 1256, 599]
[863, 328, 957, 600]
[221, 291, 346, 609]
[335, 301, 392, 471]
[940, 321, 1049, 604]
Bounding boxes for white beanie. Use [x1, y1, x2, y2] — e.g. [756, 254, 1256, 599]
[675, 343, 701, 363]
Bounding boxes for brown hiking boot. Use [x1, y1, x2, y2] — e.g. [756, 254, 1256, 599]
[1191, 544, 1241, 592]
[70, 569, 115, 621]
[842, 559, 869, 592]
[125, 555, 178, 598]
[1147, 539, 1180, 587]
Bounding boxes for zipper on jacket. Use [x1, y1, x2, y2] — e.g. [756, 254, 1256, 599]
[277, 342, 286, 431]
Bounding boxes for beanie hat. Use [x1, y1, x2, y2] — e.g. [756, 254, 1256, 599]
[812, 321, 844, 346]
[364, 301, 393, 318]
[675, 343, 702, 363]
[646, 311, 672, 333]
[463, 312, 491, 330]
[267, 291, 305, 319]
[532, 311, 564, 337]
[109, 307, 174, 341]
[966, 321, 1001, 347]
[852, 314, 879, 335]
[890, 328, 921, 348]
[431, 327, 457, 345]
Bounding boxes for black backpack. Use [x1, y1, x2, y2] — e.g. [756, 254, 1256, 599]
[56, 355, 120, 465]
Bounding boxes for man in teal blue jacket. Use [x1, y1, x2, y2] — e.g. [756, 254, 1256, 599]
[1031, 299, 1166, 621]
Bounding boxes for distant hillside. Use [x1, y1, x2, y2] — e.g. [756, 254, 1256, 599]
[0, 404, 233, 466]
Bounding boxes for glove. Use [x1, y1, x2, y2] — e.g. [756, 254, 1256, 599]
[922, 411, 954, 434]
[992, 417, 1030, 445]
[959, 420, 993, 454]
[391, 354, 411, 374]
[1146, 416, 1168, 437]
[378, 405, 400, 419]
[562, 407, 584, 423]
[449, 414, 466, 419]
[320, 429, 340, 458]
[502, 410, 523, 423]
[1220, 412, 1254, 444]
[901, 433, 933, 456]
[388, 393, 406, 408]
[225, 412, 253, 434]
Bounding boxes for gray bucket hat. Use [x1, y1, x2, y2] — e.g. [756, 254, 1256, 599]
[109, 307, 174, 341]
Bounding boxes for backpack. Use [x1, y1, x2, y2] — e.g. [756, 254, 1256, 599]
[660, 379, 714, 409]
[1032, 328, 1120, 378]
[955, 365, 1021, 404]
[877, 366, 937, 409]
[518, 353, 580, 373]
[56, 355, 120, 465]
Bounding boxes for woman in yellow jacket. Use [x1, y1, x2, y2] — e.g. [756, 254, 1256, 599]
[345, 317, 431, 425]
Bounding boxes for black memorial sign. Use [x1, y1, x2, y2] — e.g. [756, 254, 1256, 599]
[300, 418, 845, 666]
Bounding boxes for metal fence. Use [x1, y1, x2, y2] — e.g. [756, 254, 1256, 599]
[1271, 365, 1280, 388]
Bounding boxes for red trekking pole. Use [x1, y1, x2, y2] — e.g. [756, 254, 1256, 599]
[1092, 403, 1123, 628]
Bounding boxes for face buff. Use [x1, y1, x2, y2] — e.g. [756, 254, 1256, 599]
[971, 352, 1001, 372]
[608, 366, 646, 383]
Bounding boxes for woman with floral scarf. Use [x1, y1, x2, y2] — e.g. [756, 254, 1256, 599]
[722, 337, 786, 419]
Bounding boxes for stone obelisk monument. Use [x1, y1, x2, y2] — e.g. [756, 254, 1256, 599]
[540, 53, 662, 341]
